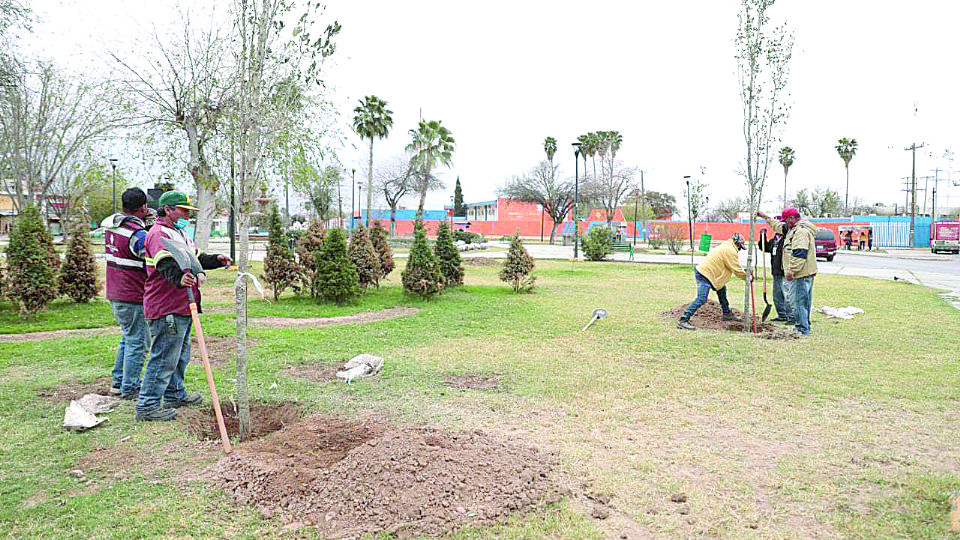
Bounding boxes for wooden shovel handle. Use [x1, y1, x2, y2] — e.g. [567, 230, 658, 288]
[189, 302, 232, 454]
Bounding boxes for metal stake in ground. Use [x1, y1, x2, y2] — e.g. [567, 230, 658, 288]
[581, 308, 607, 332]
[161, 238, 232, 454]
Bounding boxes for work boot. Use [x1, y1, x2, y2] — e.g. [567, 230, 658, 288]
[164, 393, 203, 409]
[136, 407, 178, 422]
[677, 319, 695, 330]
[109, 385, 121, 396]
[722, 312, 737, 321]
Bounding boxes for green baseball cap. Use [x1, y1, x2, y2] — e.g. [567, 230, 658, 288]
[157, 190, 198, 211]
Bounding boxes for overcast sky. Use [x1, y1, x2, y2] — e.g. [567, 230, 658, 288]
[27, 0, 960, 215]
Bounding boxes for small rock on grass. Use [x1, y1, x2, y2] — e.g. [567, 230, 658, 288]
[670, 493, 687, 503]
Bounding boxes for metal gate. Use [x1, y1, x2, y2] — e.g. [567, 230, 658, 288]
[872, 222, 910, 248]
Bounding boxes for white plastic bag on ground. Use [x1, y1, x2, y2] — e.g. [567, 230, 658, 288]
[336, 354, 384, 383]
[817, 306, 865, 319]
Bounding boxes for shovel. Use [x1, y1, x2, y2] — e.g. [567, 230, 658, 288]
[581, 308, 607, 332]
[760, 230, 772, 323]
[161, 237, 232, 454]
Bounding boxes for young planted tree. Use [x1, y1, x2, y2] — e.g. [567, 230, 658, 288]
[434, 221, 464, 287]
[57, 218, 99, 303]
[778, 146, 795, 207]
[230, 0, 341, 439]
[347, 224, 380, 289]
[401, 220, 443, 298]
[406, 119, 455, 219]
[296, 217, 325, 297]
[352, 95, 393, 226]
[368, 220, 394, 284]
[262, 204, 301, 300]
[5, 205, 58, 317]
[315, 227, 359, 304]
[836, 137, 858, 212]
[581, 225, 614, 261]
[735, 0, 794, 328]
[500, 233, 536, 293]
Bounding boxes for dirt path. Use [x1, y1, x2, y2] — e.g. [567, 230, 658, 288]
[0, 307, 420, 343]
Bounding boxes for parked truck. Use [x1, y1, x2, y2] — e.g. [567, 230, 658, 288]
[931, 221, 960, 254]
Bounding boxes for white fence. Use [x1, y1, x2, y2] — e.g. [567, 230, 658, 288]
[871, 222, 918, 248]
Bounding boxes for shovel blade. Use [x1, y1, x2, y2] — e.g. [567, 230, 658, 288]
[761, 303, 772, 323]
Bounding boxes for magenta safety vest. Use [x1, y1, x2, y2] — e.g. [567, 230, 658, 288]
[103, 214, 147, 303]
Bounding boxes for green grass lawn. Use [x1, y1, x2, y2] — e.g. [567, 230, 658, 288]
[1, 260, 958, 539]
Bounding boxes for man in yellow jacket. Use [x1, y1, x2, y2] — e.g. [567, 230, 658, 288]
[757, 207, 818, 335]
[677, 233, 749, 330]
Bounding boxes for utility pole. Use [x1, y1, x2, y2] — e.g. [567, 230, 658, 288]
[930, 168, 943, 220]
[639, 170, 647, 247]
[905, 143, 925, 247]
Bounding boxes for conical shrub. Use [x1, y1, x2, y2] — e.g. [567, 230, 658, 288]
[348, 224, 381, 289]
[401, 220, 443, 298]
[314, 227, 360, 304]
[369, 221, 394, 285]
[5, 205, 58, 317]
[500, 232, 536, 293]
[262, 205, 302, 300]
[297, 217, 326, 298]
[434, 221, 464, 287]
[58, 219, 100, 303]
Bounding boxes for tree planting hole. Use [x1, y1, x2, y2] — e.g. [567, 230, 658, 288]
[184, 401, 304, 441]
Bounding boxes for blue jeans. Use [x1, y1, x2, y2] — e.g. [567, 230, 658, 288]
[137, 314, 193, 414]
[110, 301, 149, 395]
[772, 275, 793, 321]
[791, 276, 814, 334]
[682, 270, 730, 321]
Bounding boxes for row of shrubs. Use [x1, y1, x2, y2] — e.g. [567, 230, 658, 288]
[1, 205, 100, 318]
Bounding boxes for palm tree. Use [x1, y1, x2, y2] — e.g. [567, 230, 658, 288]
[835, 138, 857, 213]
[577, 134, 591, 181]
[543, 136, 557, 165]
[406, 119, 456, 219]
[352, 95, 394, 226]
[779, 146, 795, 207]
[587, 131, 601, 180]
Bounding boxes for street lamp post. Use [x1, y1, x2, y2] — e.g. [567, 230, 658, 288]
[705, 196, 710, 237]
[351, 168, 356, 229]
[109, 158, 119, 213]
[572, 142, 582, 259]
[633, 189, 640, 247]
[685, 175, 693, 268]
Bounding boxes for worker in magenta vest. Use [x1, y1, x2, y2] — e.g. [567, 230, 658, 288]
[135, 190, 231, 422]
[103, 188, 153, 399]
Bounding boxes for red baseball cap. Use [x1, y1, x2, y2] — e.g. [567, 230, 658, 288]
[781, 207, 800, 219]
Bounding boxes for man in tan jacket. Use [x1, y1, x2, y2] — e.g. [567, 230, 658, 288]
[757, 207, 818, 335]
[677, 233, 749, 330]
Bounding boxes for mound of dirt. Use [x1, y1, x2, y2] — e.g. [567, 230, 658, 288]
[205, 415, 557, 538]
[661, 300, 798, 339]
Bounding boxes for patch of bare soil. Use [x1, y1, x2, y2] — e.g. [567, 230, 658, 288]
[282, 362, 344, 382]
[180, 401, 304, 441]
[463, 257, 501, 267]
[37, 376, 113, 403]
[252, 307, 419, 327]
[187, 335, 254, 368]
[0, 327, 117, 343]
[661, 300, 798, 340]
[204, 415, 559, 538]
[78, 437, 218, 484]
[443, 373, 503, 391]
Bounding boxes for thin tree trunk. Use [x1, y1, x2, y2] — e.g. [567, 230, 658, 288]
[194, 180, 217, 251]
[366, 137, 374, 227]
[235, 211, 250, 441]
[390, 206, 397, 237]
[783, 168, 789, 208]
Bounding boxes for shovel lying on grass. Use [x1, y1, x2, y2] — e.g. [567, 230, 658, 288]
[162, 237, 232, 454]
[581, 308, 607, 332]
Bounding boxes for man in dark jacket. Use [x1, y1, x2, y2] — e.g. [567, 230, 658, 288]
[103, 188, 151, 399]
[761, 218, 792, 324]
